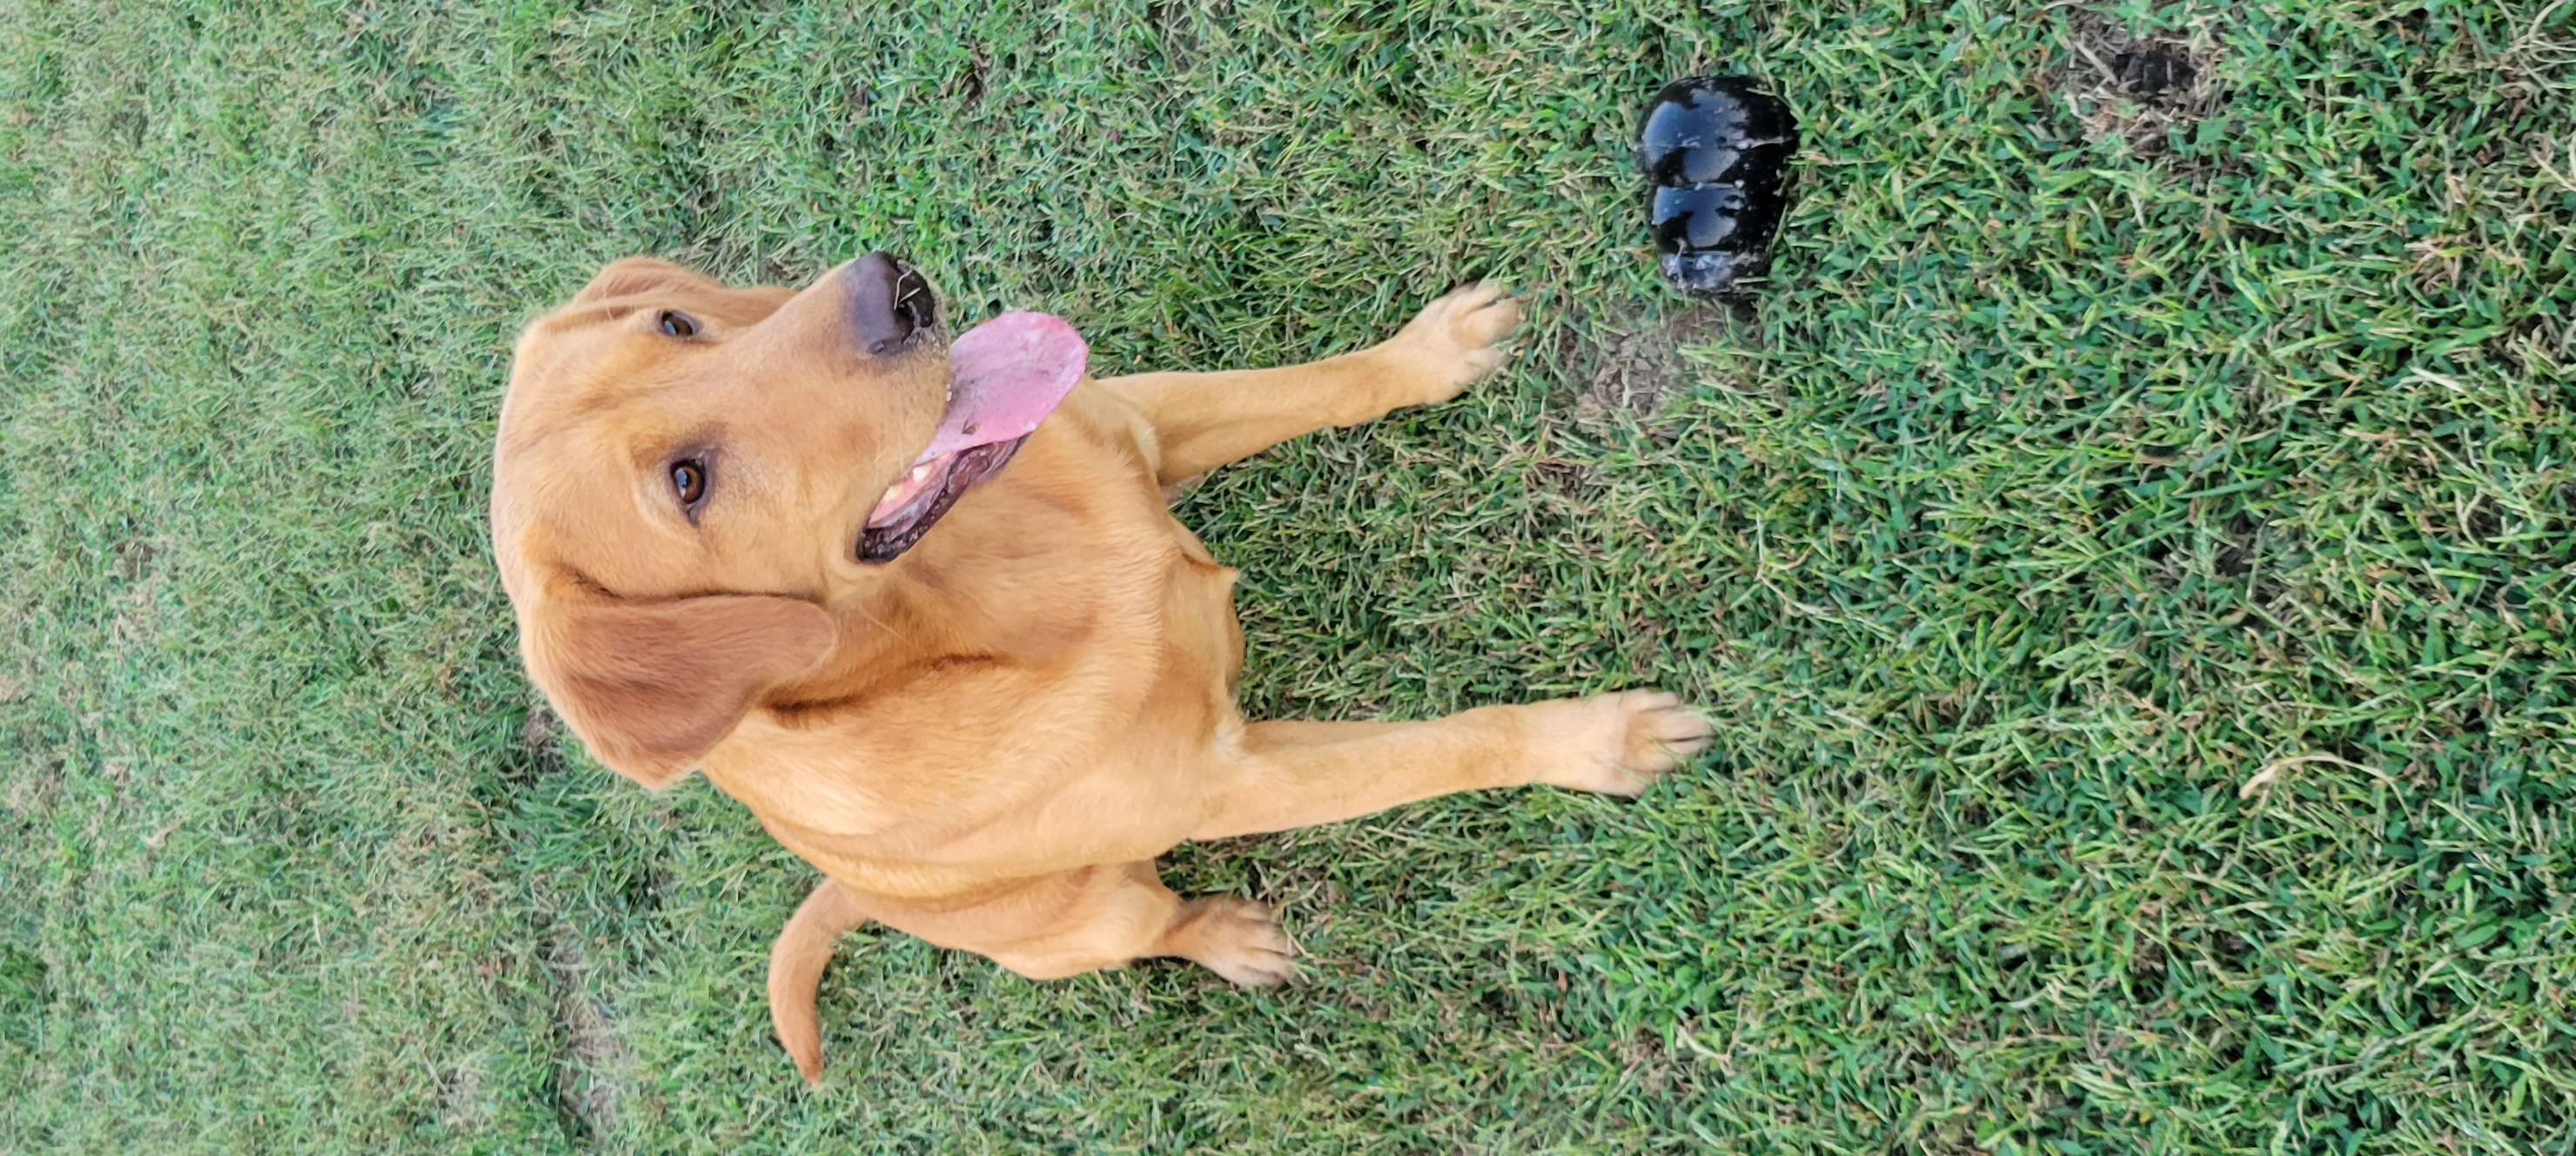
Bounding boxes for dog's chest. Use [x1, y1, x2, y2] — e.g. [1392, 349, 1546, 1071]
[703, 393, 1254, 884]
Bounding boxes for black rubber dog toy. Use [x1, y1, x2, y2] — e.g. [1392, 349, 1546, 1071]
[1636, 76, 1799, 297]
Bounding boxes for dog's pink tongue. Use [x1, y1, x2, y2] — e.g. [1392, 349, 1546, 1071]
[925, 311, 1086, 459]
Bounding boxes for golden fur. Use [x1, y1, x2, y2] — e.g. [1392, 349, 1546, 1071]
[491, 256, 1713, 1081]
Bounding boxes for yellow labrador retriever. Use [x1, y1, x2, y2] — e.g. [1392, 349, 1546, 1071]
[490, 254, 1712, 1080]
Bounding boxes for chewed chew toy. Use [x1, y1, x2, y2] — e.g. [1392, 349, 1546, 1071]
[1636, 76, 1800, 298]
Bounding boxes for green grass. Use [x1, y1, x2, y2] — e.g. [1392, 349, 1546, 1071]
[3, 0, 2573, 1151]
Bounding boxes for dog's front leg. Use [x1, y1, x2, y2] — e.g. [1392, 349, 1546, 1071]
[1097, 284, 1521, 485]
[1191, 691, 1714, 840]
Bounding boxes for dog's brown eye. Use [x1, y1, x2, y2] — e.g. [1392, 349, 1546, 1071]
[658, 311, 698, 338]
[671, 459, 708, 509]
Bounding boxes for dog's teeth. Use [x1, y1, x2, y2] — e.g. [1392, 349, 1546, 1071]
[871, 460, 943, 520]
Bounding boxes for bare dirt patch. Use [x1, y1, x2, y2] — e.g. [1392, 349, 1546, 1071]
[2050, 10, 2227, 154]
[108, 538, 166, 652]
[1526, 458, 1599, 499]
[543, 925, 629, 1146]
[520, 706, 566, 773]
[434, 1058, 488, 1132]
[1559, 306, 1726, 427]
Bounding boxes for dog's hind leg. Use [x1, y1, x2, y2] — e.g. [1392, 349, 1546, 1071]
[852, 863, 1296, 990]
[768, 878, 870, 1084]
[1096, 285, 1519, 485]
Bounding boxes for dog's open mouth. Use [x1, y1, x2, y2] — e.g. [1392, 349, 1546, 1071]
[857, 311, 1086, 563]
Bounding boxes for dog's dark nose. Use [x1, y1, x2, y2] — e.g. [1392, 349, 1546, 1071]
[848, 252, 936, 355]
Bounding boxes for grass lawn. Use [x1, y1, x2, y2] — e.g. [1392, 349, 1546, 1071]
[5, 0, 2574, 1151]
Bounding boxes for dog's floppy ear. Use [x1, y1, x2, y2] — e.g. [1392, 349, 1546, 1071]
[524, 583, 836, 790]
[571, 257, 714, 306]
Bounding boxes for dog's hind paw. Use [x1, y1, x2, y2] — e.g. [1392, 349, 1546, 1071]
[1161, 896, 1297, 986]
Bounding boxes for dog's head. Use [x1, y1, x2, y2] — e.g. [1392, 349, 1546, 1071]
[491, 254, 1085, 787]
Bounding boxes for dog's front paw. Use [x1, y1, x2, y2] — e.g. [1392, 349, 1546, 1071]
[1163, 897, 1296, 986]
[1530, 690, 1714, 797]
[1376, 283, 1522, 408]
